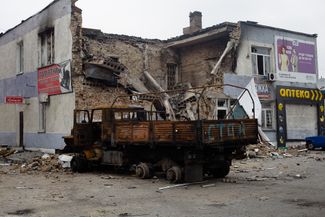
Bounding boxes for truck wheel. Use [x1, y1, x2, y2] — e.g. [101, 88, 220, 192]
[234, 147, 246, 159]
[135, 163, 151, 179]
[166, 166, 182, 183]
[212, 162, 230, 178]
[71, 156, 87, 173]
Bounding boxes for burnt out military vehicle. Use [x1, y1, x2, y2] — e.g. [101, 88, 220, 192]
[63, 87, 258, 183]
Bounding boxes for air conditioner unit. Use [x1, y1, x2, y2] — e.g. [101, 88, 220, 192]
[268, 73, 277, 81]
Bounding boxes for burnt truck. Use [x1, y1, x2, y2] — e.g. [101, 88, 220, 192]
[63, 86, 258, 183]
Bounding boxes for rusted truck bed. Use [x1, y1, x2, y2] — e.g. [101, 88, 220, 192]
[110, 119, 258, 147]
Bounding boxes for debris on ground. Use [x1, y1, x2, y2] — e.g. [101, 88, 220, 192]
[158, 181, 206, 191]
[19, 154, 63, 173]
[245, 143, 312, 159]
[245, 143, 274, 158]
[4, 150, 44, 164]
[201, 183, 216, 188]
[58, 154, 73, 168]
[0, 147, 16, 158]
[298, 148, 308, 152]
[0, 149, 70, 174]
[259, 196, 270, 201]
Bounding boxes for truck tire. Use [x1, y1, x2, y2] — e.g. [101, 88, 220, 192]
[234, 146, 247, 159]
[135, 163, 151, 179]
[71, 156, 87, 173]
[166, 166, 182, 183]
[211, 162, 230, 178]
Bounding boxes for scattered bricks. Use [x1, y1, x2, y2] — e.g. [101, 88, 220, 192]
[0, 148, 16, 157]
[41, 165, 52, 172]
[28, 161, 39, 169]
[20, 164, 28, 173]
[12, 153, 65, 174]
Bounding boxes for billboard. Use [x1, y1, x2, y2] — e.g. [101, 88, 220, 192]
[275, 36, 317, 83]
[38, 60, 72, 96]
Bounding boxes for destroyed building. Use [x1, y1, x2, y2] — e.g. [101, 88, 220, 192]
[0, 0, 322, 149]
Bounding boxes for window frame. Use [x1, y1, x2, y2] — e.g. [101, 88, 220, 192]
[215, 99, 229, 120]
[17, 40, 24, 74]
[166, 63, 178, 90]
[251, 46, 271, 76]
[39, 28, 55, 67]
[38, 103, 46, 133]
[261, 108, 274, 129]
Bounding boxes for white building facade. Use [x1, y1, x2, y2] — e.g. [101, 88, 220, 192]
[0, 0, 76, 149]
[235, 22, 323, 147]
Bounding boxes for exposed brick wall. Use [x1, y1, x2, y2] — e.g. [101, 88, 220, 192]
[70, 19, 239, 109]
[177, 38, 232, 87]
[70, 29, 178, 109]
[70, 3, 84, 109]
[73, 75, 129, 109]
[82, 31, 177, 87]
[70, 4, 83, 77]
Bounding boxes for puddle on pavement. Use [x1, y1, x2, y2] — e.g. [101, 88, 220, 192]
[283, 199, 325, 208]
[7, 209, 34, 215]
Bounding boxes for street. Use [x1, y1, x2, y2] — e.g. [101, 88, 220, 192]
[1, 150, 325, 217]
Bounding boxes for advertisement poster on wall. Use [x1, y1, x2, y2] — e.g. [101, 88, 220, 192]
[275, 36, 317, 83]
[38, 60, 72, 96]
[254, 77, 274, 100]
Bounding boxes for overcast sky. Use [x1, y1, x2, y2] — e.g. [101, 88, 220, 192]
[0, 0, 324, 76]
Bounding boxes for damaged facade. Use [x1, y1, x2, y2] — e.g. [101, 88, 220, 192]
[0, 0, 321, 149]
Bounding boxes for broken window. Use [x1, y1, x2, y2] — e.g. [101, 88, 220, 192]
[114, 112, 135, 120]
[261, 108, 273, 129]
[39, 28, 55, 67]
[167, 63, 177, 90]
[17, 41, 24, 74]
[76, 110, 90, 124]
[216, 99, 229, 120]
[251, 46, 270, 76]
[92, 110, 103, 123]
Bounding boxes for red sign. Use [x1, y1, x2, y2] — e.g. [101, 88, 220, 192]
[38, 64, 62, 95]
[5, 96, 24, 104]
[38, 61, 72, 96]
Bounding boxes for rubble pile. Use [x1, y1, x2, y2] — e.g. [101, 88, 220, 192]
[20, 154, 63, 173]
[0, 147, 16, 158]
[245, 142, 309, 159]
[0, 148, 68, 174]
[81, 36, 226, 121]
[158, 84, 225, 121]
[246, 143, 275, 158]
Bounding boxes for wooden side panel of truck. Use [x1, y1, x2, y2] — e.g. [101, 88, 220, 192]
[110, 119, 257, 147]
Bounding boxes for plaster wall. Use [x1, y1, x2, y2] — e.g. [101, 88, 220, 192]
[236, 23, 317, 78]
[0, 0, 75, 148]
